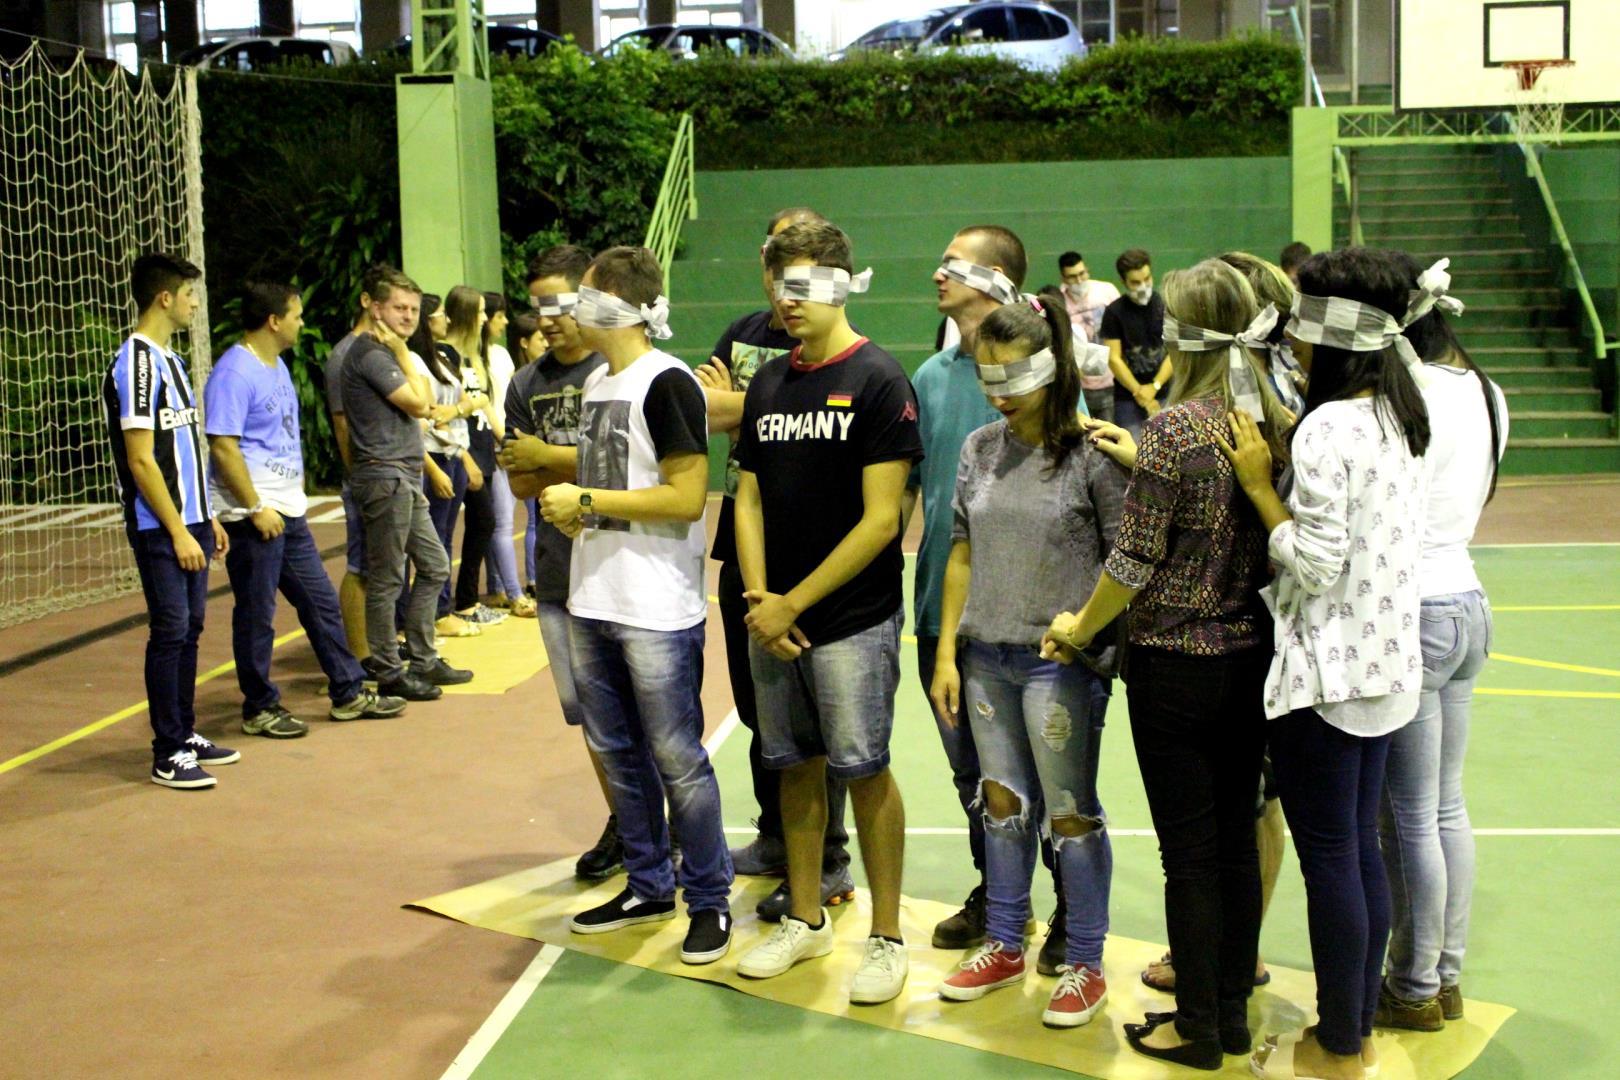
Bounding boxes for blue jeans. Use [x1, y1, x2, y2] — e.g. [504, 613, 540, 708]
[484, 468, 523, 598]
[1380, 590, 1491, 999]
[569, 615, 732, 913]
[1113, 384, 1167, 439]
[340, 482, 365, 576]
[918, 634, 985, 873]
[224, 514, 365, 716]
[536, 601, 584, 726]
[128, 522, 213, 759]
[524, 497, 540, 586]
[750, 610, 902, 781]
[421, 451, 467, 620]
[963, 640, 1113, 967]
[1271, 708, 1394, 1057]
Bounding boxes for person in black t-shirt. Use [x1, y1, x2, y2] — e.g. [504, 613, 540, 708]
[732, 221, 921, 1006]
[1100, 248, 1169, 437]
[695, 207, 854, 920]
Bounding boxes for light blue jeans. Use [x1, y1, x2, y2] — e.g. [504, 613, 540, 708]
[483, 468, 523, 598]
[537, 601, 584, 726]
[1379, 590, 1492, 999]
[962, 639, 1113, 968]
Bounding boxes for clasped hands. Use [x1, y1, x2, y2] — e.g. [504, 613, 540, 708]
[743, 589, 811, 661]
[1040, 609, 1092, 665]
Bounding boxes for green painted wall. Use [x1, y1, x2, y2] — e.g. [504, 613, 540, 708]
[1540, 146, 1620, 337]
[667, 156, 1293, 485]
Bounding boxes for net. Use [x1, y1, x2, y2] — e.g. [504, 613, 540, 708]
[1505, 59, 1574, 144]
[0, 44, 210, 629]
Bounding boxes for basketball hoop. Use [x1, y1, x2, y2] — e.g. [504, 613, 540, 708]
[1504, 59, 1574, 143]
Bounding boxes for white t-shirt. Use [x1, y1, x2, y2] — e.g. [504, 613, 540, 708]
[567, 349, 710, 632]
[1419, 366, 1509, 598]
[410, 348, 468, 455]
[487, 343, 515, 425]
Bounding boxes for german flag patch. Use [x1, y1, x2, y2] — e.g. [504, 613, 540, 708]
[826, 393, 853, 408]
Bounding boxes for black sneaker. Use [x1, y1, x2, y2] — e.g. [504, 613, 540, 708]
[575, 815, 625, 881]
[1037, 899, 1068, 976]
[379, 671, 443, 702]
[932, 882, 987, 949]
[756, 865, 858, 922]
[568, 887, 675, 935]
[184, 732, 242, 764]
[681, 909, 733, 965]
[414, 657, 473, 686]
[330, 688, 409, 721]
[151, 749, 215, 790]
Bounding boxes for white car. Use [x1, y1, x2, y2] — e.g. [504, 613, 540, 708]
[838, 2, 1086, 71]
[174, 37, 359, 72]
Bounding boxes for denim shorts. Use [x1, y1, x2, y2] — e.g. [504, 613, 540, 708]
[341, 481, 365, 576]
[748, 608, 902, 781]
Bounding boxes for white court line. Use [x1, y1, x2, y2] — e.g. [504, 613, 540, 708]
[307, 506, 347, 524]
[438, 707, 741, 1080]
[721, 826, 1620, 838]
[1472, 542, 1620, 549]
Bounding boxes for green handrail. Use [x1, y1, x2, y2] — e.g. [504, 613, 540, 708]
[644, 112, 698, 298]
[1519, 143, 1619, 433]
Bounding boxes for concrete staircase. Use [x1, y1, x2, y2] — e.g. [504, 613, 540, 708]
[1341, 145, 1620, 475]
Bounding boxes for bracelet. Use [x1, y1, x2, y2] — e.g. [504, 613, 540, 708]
[248, 501, 265, 515]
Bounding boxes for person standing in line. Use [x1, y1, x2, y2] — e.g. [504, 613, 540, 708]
[1100, 248, 1170, 438]
[693, 205, 855, 922]
[103, 252, 234, 789]
[1059, 250, 1120, 421]
[441, 286, 506, 628]
[501, 243, 622, 881]
[481, 291, 534, 617]
[1226, 248, 1431, 1080]
[929, 294, 1125, 1029]
[1221, 251, 1307, 418]
[340, 272, 472, 701]
[205, 281, 407, 738]
[731, 221, 920, 1005]
[1375, 254, 1505, 1032]
[542, 247, 734, 967]
[1280, 242, 1312, 287]
[1048, 258, 1292, 1069]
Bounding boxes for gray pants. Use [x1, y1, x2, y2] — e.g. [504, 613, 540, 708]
[352, 472, 450, 682]
[1083, 387, 1114, 423]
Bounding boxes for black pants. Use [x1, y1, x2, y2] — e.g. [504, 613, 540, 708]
[129, 522, 212, 758]
[454, 477, 495, 612]
[717, 559, 849, 866]
[1125, 644, 1268, 1042]
[1270, 707, 1394, 1056]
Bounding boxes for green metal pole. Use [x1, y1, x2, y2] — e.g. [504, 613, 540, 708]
[1291, 105, 1335, 251]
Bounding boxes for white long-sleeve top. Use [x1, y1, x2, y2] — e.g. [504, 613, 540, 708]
[1420, 366, 1508, 598]
[1261, 397, 1429, 735]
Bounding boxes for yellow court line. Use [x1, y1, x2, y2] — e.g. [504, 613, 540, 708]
[1495, 604, 1620, 612]
[1476, 687, 1620, 701]
[0, 628, 307, 776]
[1490, 653, 1620, 679]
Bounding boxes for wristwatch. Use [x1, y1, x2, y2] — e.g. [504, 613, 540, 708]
[578, 491, 593, 512]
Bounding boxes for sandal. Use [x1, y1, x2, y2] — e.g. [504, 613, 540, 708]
[1253, 1031, 1374, 1079]
[435, 614, 482, 638]
[1142, 950, 1271, 993]
[509, 594, 537, 618]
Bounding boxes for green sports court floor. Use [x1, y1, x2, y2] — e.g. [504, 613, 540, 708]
[454, 544, 1620, 1080]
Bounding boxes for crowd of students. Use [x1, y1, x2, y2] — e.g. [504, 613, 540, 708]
[104, 208, 1504, 1076]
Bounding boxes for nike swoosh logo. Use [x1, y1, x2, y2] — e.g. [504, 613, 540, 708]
[155, 768, 176, 780]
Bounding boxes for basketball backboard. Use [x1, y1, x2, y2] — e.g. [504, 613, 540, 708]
[1396, 1, 1620, 111]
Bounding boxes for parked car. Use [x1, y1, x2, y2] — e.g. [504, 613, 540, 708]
[601, 24, 795, 61]
[389, 24, 564, 61]
[834, 2, 1084, 70]
[173, 37, 358, 71]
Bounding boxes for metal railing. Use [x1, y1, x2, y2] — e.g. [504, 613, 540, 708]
[1519, 142, 1620, 433]
[644, 112, 698, 297]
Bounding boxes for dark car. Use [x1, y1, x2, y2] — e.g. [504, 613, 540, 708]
[389, 24, 564, 62]
[601, 24, 795, 60]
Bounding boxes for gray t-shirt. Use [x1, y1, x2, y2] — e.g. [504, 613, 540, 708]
[341, 336, 423, 480]
[953, 421, 1127, 647]
[324, 331, 362, 416]
[505, 349, 607, 603]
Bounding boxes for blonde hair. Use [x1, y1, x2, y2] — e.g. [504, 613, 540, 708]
[1163, 258, 1291, 461]
[1219, 250, 1295, 313]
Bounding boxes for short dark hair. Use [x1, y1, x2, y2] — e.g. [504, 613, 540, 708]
[1115, 249, 1151, 279]
[361, 264, 420, 304]
[763, 221, 854, 276]
[1279, 241, 1312, 273]
[526, 244, 594, 288]
[588, 246, 664, 308]
[957, 225, 1027, 288]
[131, 252, 201, 314]
[1058, 251, 1084, 270]
[765, 206, 826, 237]
[240, 281, 299, 331]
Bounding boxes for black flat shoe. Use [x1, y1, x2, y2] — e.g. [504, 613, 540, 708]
[1123, 1012, 1223, 1071]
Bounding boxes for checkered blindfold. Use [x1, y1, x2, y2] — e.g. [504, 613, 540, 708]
[771, 265, 873, 307]
[977, 347, 1057, 398]
[573, 285, 673, 341]
[529, 292, 578, 317]
[938, 258, 1019, 305]
[1164, 304, 1279, 422]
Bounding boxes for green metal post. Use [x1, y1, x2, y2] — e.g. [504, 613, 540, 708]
[396, 1, 501, 293]
[1291, 106, 1335, 251]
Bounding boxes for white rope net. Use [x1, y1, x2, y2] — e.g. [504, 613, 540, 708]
[0, 44, 210, 629]
[1506, 60, 1573, 145]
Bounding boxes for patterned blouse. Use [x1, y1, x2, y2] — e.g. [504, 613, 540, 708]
[1102, 397, 1274, 655]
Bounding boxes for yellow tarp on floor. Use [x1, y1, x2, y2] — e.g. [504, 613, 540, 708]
[436, 614, 547, 696]
[412, 860, 1512, 1078]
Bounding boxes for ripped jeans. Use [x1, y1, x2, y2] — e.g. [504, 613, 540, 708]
[962, 639, 1112, 968]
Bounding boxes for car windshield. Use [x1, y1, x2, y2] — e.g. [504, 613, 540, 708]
[851, 9, 956, 47]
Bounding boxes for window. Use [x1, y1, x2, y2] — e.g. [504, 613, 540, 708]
[943, 6, 1010, 45]
[1078, 0, 1112, 44]
[1011, 7, 1062, 41]
[278, 39, 335, 64]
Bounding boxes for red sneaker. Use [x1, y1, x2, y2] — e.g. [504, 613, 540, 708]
[940, 941, 1026, 1001]
[1043, 964, 1108, 1027]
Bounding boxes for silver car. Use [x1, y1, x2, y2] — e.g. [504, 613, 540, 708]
[837, 3, 1086, 71]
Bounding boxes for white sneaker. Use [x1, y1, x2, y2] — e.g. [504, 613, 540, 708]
[850, 935, 908, 1004]
[737, 910, 833, 978]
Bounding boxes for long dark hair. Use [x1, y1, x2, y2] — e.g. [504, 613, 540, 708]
[407, 293, 455, 385]
[1294, 248, 1430, 458]
[482, 290, 507, 357]
[508, 312, 542, 362]
[977, 288, 1083, 473]
[1396, 252, 1501, 501]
